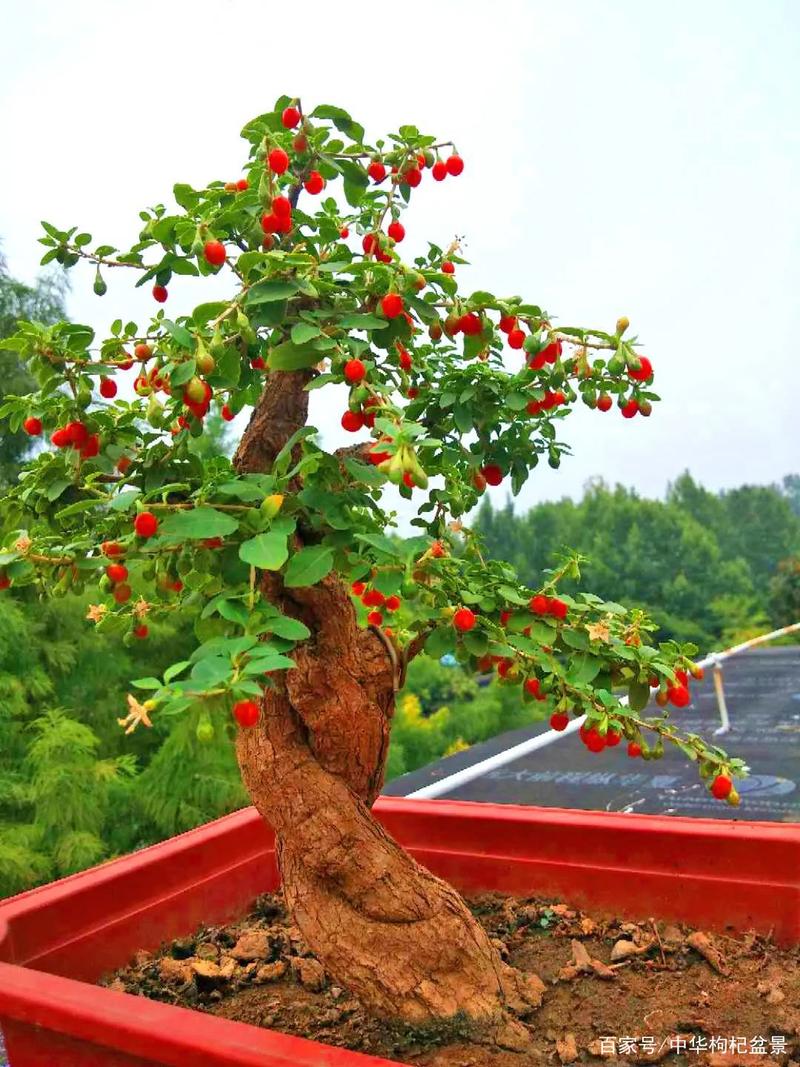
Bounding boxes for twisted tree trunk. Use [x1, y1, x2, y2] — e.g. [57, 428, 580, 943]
[232, 371, 544, 1045]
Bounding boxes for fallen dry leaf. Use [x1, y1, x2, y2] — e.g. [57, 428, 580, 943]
[611, 937, 652, 961]
[686, 931, 729, 975]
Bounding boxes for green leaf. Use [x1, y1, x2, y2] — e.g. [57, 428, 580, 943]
[162, 320, 194, 349]
[284, 545, 334, 588]
[169, 359, 197, 387]
[239, 531, 289, 570]
[245, 279, 300, 306]
[131, 677, 161, 690]
[355, 533, 401, 558]
[263, 614, 311, 640]
[312, 105, 366, 145]
[267, 340, 320, 371]
[567, 654, 602, 685]
[628, 680, 651, 712]
[291, 322, 322, 345]
[243, 652, 296, 675]
[158, 507, 240, 542]
[164, 660, 191, 683]
[110, 489, 141, 511]
[338, 313, 387, 330]
[46, 479, 70, 502]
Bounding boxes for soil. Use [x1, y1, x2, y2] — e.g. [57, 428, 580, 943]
[101, 891, 800, 1066]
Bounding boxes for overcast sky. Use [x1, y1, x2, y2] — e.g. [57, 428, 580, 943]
[1, 0, 797, 515]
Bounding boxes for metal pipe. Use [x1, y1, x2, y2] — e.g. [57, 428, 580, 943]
[406, 620, 800, 801]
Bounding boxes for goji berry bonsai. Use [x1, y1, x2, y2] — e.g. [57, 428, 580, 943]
[0, 96, 742, 1047]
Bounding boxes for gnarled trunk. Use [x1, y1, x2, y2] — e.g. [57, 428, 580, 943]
[233, 371, 543, 1045]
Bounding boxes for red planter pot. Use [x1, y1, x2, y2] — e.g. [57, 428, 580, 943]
[1, 799, 798, 1066]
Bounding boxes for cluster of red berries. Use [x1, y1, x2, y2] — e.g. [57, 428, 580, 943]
[529, 593, 569, 620]
[527, 390, 567, 416]
[50, 420, 100, 459]
[527, 340, 562, 368]
[261, 194, 294, 241]
[366, 151, 463, 189]
[579, 722, 622, 753]
[350, 580, 401, 630]
[223, 178, 250, 193]
[342, 396, 382, 433]
[652, 666, 702, 709]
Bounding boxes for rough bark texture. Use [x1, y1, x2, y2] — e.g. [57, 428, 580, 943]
[232, 370, 543, 1044]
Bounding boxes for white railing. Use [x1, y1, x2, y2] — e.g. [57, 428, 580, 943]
[406, 620, 800, 800]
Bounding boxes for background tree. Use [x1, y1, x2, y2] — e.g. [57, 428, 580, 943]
[0, 98, 743, 1045]
[0, 253, 67, 485]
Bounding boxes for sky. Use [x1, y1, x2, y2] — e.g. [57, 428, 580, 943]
[1, 0, 798, 516]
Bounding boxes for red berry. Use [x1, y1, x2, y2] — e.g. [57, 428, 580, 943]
[668, 684, 691, 708]
[406, 386, 419, 399]
[344, 359, 366, 384]
[446, 154, 464, 176]
[368, 160, 386, 183]
[272, 195, 292, 220]
[23, 416, 42, 436]
[550, 712, 570, 731]
[398, 348, 413, 371]
[453, 607, 477, 632]
[459, 312, 482, 336]
[627, 355, 653, 382]
[381, 293, 404, 319]
[268, 147, 290, 174]
[387, 220, 405, 243]
[134, 624, 149, 639]
[367, 610, 384, 626]
[430, 541, 446, 558]
[261, 213, 279, 234]
[605, 729, 622, 747]
[498, 315, 517, 334]
[134, 343, 152, 361]
[236, 178, 249, 191]
[339, 226, 349, 238]
[112, 582, 132, 604]
[106, 563, 128, 583]
[675, 669, 689, 686]
[500, 610, 512, 626]
[233, 699, 260, 728]
[152, 285, 168, 303]
[431, 160, 447, 181]
[51, 427, 70, 448]
[101, 541, 124, 558]
[65, 421, 88, 449]
[507, 328, 526, 350]
[583, 727, 606, 753]
[369, 449, 390, 465]
[402, 472, 414, 489]
[481, 464, 503, 486]
[99, 378, 117, 399]
[292, 133, 308, 153]
[351, 581, 366, 596]
[0, 575, 10, 591]
[497, 658, 514, 678]
[526, 400, 542, 416]
[627, 742, 642, 759]
[134, 511, 159, 539]
[203, 240, 226, 267]
[281, 105, 301, 129]
[304, 170, 324, 195]
[441, 261, 455, 274]
[251, 356, 266, 370]
[117, 455, 131, 474]
[621, 398, 639, 419]
[362, 589, 385, 608]
[385, 595, 401, 612]
[548, 598, 568, 620]
[541, 340, 562, 364]
[711, 774, 732, 800]
[80, 432, 100, 459]
[597, 393, 613, 412]
[341, 410, 364, 432]
[362, 234, 378, 255]
[530, 594, 549, 614]
[221, 404, 235, 422]
[524, 678, 541, 698]
[404, 167, 422, 188]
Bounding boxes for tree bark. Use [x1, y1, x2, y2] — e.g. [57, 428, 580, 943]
[232, 371, 544, 1044]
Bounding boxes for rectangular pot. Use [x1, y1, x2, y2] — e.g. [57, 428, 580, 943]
[0, 799, 798, 1066]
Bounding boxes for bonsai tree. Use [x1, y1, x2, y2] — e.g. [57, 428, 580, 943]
[0, 97, 744, 1047]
